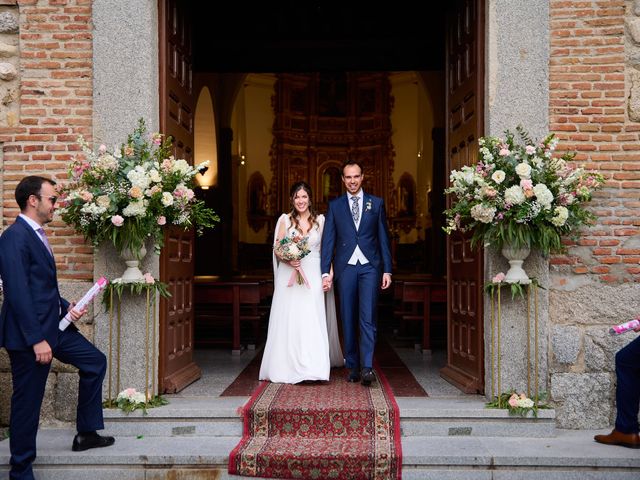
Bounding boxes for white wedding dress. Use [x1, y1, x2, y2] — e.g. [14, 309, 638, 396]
[259, 213, 344, 383]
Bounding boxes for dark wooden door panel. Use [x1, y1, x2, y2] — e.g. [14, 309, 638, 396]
[159, 0, 200, 393]
[440, 0, 485, 394]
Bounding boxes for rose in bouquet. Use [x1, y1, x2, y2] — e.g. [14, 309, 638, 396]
[58, 118, 219, 257]
[115, 387, 146, 413]
[486, 389, 550, 418]
[444, 126, 605, 255]
[275, 234, 311, 287]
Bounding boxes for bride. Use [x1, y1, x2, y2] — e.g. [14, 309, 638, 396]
[259, 181, 344, 383]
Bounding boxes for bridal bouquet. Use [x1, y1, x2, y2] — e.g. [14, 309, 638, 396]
[275, 234, 311, 287]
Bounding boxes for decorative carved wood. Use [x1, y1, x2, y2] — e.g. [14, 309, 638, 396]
[440, 0, 485, 394]
[269, 73, 396, 215]
[159, 0, 201, 393]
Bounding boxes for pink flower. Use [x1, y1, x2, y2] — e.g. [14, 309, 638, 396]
[492, 272, 506, 283]
[520, 179, 533, 190]
[525, 145, 536, 155]
[124, 388, 136, 396]
[98, 144, 107, 154]
[508, 393, 519, 408]
[111, 215, 124, 227]
[157, 216, 166, 226]
[143, 272, 155, 284]
[80, 190, 93, 202]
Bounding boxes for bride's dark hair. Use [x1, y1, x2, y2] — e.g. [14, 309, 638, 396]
[288, 181, 318, 234]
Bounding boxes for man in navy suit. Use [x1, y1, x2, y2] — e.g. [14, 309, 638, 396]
[0, 176, 114, 480]
[321, 161, 392, 386]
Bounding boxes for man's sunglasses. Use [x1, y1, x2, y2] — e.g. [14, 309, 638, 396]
[34, 194, 58, 205]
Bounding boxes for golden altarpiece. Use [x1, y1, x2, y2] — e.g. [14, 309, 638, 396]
[268, 72, 397, 216]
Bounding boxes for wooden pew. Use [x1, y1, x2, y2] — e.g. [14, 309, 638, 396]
[401, 279, 447, 353]
[194, 277, 264, 354]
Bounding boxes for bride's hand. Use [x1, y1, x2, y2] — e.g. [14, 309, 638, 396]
[289, 259, 301, 268]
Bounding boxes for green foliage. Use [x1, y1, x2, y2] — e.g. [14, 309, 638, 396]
[484, 277, 544, 299]
[485, 390, 551, 418]
[444, 126, 605, 255]
[102, 280, 170, 309]
[103, 394, 168, 416]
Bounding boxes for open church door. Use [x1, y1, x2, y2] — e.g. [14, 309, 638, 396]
[158, 0, 200, 392]
[439, 0, 485, 393]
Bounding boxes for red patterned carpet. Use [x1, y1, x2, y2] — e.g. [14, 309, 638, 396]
[221, 338, 427, 397]
[228, 367, 402, 480]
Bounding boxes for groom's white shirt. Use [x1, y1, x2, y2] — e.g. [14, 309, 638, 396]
[347, 190, 369, 266]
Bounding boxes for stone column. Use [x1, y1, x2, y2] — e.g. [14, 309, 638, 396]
[484, 0, 550, 398]
[92, 1, 160, 398]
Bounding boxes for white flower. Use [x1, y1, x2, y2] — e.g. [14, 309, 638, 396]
[149, 169, 162, 183]
[80, 202, 107, 217]
[96, 195, 111, 208]
[127, 166, 151, 190]
[515, 162, 532, 179]
[491, 170, 506, 184]
[551, 206, 569, 226]
[504, 185, 526, 205]
[470, 204, 496, 224]
[161, 192, 174, 206]
[533, 183, 553, 209]
[122, 200, 147, 217]
[172, 159, 191, 175]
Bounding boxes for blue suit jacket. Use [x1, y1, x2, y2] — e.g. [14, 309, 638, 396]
[321, 192, 392, 279]
[0, 216, 70, 350]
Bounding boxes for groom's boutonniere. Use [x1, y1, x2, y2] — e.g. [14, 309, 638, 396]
[365, 199, 372, 212]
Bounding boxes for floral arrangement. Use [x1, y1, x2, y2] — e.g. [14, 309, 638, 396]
[109, 387, 168, 414]
[444, 126, 605, 255]
[275, 234, 311, 286]
[58, 118, 219, 257]
[486, 390, 550, 418]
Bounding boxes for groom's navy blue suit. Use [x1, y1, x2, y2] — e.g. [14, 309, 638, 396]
[321, 192, 392, 371]
[0, 216, 107, 480]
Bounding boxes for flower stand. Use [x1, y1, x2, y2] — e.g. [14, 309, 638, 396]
[103, 282, 162, 406]
[488, 282, 542, 409]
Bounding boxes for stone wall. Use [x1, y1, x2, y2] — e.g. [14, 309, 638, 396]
[545, 0, 640, 428]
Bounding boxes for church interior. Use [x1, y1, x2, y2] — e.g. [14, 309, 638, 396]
[179, 2, 452, 383]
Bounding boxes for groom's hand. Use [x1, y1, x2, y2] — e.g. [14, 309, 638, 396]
[322, 276, 332, 292]
[381, 273, 392, 290]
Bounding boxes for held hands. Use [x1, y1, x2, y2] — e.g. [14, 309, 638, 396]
[322, 275, 333, 292]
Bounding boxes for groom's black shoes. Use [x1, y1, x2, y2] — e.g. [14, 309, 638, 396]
[361, 368, 376, 387]
[348, 368, 361, 382]
[72, 431, 115, 452]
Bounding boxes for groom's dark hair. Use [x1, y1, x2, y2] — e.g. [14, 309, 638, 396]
[15, 175, 56, 211]
[342, 160, 364, 175]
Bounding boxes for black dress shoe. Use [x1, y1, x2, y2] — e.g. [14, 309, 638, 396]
[72, 431, 115, 452]
[361, 368, 376, 387]
[347, 368, 361, 382]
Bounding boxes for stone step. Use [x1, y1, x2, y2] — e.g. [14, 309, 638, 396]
[101, 396, 556, 438]
[1, 429, 639, 480]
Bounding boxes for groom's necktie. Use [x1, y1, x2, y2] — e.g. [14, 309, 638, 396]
[351, 195, 360, 224]
[37, 227, 54, 257]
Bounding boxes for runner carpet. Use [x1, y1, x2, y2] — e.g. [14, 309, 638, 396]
[228, 366, 402, 480]
[221, 337, 427, 397]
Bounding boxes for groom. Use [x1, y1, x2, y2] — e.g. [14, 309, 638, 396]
[321, 160, 392, 386]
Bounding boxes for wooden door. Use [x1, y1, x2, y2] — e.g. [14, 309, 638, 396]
[440, 0, 485, 393]
[158, 0, 200, 392]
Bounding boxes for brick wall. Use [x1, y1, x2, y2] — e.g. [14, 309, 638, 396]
[1, 0, 93, 280]
[550, 0, 640, 283]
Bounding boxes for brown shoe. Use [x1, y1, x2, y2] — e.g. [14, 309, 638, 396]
[594, 429, 640, 449]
